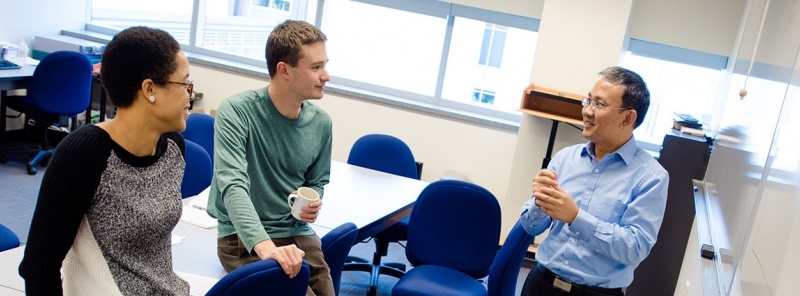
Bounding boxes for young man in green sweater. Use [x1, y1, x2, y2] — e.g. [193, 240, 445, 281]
[207, 20, 334, 296]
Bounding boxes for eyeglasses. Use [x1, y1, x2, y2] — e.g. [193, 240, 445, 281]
[165, 80, 194, 99]
[581, 97, 629, 112]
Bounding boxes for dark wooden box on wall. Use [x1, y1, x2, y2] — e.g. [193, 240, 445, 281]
[519, 84, 584, 125]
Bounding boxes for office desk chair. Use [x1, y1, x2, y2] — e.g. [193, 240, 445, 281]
[343, 134, 420, 296]
[85, 73, 116, 123]
[486, 221, 535, 296]
[206, 259, 310, 296]
[0, 51, 92, 175]
[181, 112, 215, 165]
[321, 222, 359, 296]
[391, 179, 502, 296]
[0, 223, 20, 252]
[181, 139, 212, 198]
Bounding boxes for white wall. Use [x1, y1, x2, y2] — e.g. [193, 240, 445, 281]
[0, 0, 87, 47]
[0, 0, 87, 130]
[629, 0, 745, 56]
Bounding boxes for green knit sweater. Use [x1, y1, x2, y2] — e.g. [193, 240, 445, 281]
[207, 86, 332, 252]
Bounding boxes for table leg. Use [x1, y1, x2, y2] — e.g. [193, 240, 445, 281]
[542, 120, 559, 169]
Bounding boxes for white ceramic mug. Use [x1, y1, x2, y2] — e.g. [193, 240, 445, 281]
[287, 187, 320, 220]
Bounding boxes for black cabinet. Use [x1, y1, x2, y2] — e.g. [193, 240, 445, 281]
[627, 132, 711, 296]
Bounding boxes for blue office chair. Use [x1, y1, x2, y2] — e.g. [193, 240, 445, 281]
[391, 179, 502, 296]
[321, 222, 359, 296]
[206, 259, 310, 296]
[181, 139, 213, 198]
[181, 112, 215, 165]
[343, 134, 421, 296]
[486, 221, 535, 296]
[0, 223, 20, 252]
[0, 51, 92, 175]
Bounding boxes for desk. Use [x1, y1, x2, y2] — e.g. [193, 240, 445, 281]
[0, 246, 25, 293]
[0, 160, 428, 294]
[173, 160, 428, 278]
[0, 65, 35, 141]
[314, 161, 428, 241]
[0, 64, 108, 143]
[0, 65, 34, 91]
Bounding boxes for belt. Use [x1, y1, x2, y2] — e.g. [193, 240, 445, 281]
[539, 265, 623, 296]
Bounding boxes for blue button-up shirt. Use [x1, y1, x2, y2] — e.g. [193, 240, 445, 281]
[520, 138, 668, 288]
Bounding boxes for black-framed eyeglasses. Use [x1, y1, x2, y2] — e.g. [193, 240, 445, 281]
[581, 97, 629, 112]
[165, 80, 194, 98]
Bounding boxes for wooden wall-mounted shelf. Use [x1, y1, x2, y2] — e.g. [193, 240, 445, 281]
[519, 84, 584, 125]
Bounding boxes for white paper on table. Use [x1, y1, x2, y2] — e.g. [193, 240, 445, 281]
[187, 187, 211, 211]
[175, 271, 219, 296]
[180, 205, 218, 229]
[171, 234, 185, 245]
[24, 57, 39, 66]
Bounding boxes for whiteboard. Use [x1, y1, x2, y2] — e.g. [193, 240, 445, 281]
[700, 0, 800, 294]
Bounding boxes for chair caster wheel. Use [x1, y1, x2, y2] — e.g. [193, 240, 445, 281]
[27, 164, 38, 175]
[368, 285, 377, 296]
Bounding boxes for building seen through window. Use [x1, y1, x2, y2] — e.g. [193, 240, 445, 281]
[472, 88, 496, 105]
[479, 24, 506, 68]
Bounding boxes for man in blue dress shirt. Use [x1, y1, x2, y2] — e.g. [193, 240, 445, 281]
[520, 66, 669, 296]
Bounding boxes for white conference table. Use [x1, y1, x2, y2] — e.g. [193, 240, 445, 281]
[0, 247, 25, 295]
[0, 160, 429, 294]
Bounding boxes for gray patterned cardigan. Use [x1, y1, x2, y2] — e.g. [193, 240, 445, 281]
[19, 125, 190, 295]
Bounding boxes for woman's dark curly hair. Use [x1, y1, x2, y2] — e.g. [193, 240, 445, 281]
[100, 26, 181, 108]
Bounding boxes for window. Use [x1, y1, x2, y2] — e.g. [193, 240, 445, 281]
[439, 7, 539, 120]
[89, 0, 194, 44]
[721, 73, 795, 172]
[89, 0, 316, 64]
[621, 39, 728, 150]
[473, 88, 496, 105]
[771, 85, 800, 172]
[252, 0, 291, 11]
[479, 24, 506, 68]
[322, 0, 447, 97]
[196, 0, 305, 60]
[87, 0, 539, 123]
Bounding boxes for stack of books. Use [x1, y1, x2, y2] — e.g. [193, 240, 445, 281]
[672, 112, 705, 137]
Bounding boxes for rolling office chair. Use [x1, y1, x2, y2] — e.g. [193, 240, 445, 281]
[0, 51, 92, 175]
[343, 134, 421, 296]
[181, 139, 213, 198]
[206, 259, 310, 296]
[0, 223, 20, 252]
[321, 222, 359, 296]
[486, 221, 535, 296]
[391, 220, 533, 296]
[391, 179, 502, 296]
[181, 112, 215, 165]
